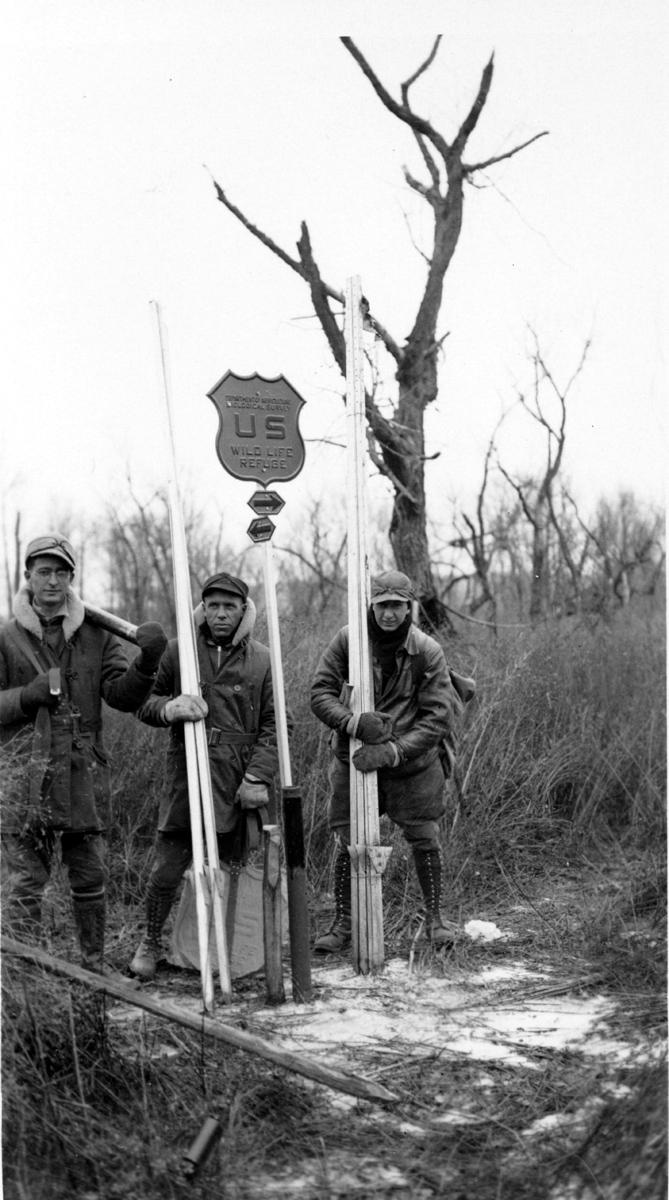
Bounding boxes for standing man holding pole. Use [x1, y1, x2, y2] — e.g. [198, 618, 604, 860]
[130, 571, 278, 981]
[310, 568, 467, 952]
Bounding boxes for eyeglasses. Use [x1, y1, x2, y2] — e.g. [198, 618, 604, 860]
[32, 567, 72, 580]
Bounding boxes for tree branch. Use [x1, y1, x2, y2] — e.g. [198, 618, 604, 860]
[401, 36, 442, 97]
[340, 37, 451, 162]
[212, 179, 304, 278]
[464, 130, 548, 175]
[452, 55, 494, 155]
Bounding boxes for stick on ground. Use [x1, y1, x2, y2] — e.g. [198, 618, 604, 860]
[1, 937, 397, 1104]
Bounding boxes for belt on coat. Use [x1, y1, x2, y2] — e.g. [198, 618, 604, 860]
[206, 726, 256, 747]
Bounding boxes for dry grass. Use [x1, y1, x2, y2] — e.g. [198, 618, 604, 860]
[2, 601, 666, 1198]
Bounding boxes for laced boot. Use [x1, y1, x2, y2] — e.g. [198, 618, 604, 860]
[314, 848, 351, 953]
[130, 887, 174, 980]
[412, 847, 456, 947]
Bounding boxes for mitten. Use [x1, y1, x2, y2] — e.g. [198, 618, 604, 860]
[20, 673, 59, 716]
[235, 777, 270, 809]
[352, 741, 400, 772]
[135, 622, 168, 675]
[350, 711, 394, 743]
[163, 694, 209, 723]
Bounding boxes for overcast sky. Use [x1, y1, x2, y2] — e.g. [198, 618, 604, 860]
[2, 0, 667, 583]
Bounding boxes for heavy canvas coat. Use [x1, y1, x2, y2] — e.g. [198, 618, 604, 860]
[137, 602, 278, 834]
[0, 587, 156, 832]
[311, 621, 458, 776]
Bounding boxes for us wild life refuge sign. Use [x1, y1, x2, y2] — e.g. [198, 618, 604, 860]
[207, 371, 306, 487]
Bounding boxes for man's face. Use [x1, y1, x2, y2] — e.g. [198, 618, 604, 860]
[371, 599, 410, 632]
[25, 555, 74, 611]
[203, 591, 245, 642]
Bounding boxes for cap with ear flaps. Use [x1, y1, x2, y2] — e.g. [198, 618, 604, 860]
[370, 570, 414, 603]
[25, 534, 76, 572]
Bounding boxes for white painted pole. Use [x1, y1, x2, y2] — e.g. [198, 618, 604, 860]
[151, 302, 231, 1009]
[344, 276, 391, 974]
[262, 541, 292, 788]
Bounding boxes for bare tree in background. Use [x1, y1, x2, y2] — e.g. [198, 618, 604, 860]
[102, 480, 235, 630]
[575, 491, 666, 614]
[212, 36, 547, 630]
[1, 507, 22, 618]
[497, 335, 590, 622]
[274, 500, 347, 617]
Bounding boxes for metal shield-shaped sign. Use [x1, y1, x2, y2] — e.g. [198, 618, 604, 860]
[207, 371, 306, 486]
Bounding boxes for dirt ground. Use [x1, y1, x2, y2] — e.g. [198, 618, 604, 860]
[105, 874, 666, 1199]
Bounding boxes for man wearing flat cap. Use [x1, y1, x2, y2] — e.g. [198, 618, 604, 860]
[0, 533, 168, 973]
[311, 569, 473, 952]
[130, 571, 278, 980]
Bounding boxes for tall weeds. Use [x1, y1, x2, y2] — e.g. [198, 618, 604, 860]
[2, 599, 665, 1198]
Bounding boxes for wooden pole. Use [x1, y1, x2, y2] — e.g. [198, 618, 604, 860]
[1, 938, 397, 1104]
[152, 301, 231, 1009]
[261, 541, 312, 1003]
[344, 276, 391, 975]
[262, 824, 285, 1005]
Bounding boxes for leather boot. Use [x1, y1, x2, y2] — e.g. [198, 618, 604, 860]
[72, 893, 107, 971]
[72, 892, 138, 986]
[130, 886, 175, 980]
[412, 848, 456, 947]
[314, 848, 351, 953]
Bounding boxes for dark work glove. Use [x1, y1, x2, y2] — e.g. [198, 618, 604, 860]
[355, 711, 394, 743]
[135, 622, 168, 675]
[352, 741, 400, 773]
[20, 673, 59, 716]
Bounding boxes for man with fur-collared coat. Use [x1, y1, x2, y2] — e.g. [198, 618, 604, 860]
[0, 533, 167, 973]
[130, 570, 278, 980]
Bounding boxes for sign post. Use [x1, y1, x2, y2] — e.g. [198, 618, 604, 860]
[207, 371, 313, 1003]
[344, 276, 391, 974]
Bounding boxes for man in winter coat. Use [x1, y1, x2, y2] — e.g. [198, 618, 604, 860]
[130, 571, 278, 980]
[311, 569, 472, 952]
[0, 533, 168, 972]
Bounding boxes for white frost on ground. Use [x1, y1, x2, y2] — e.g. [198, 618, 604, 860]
[106, 949, 663, 1196]
[110, 953, 624, 1077]
[244, 958, 618, 1073]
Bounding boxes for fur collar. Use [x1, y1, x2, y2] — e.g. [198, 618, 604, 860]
[193, 597, 257, 647]
[13, 584, 86, 644]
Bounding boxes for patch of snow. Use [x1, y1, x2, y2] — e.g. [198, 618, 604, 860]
[464, 919, 508, 942]
[107, 954, 636, 1087]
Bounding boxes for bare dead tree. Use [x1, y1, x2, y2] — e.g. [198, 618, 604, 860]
[211, 36, 547, 630]
[572, 491, 665, 613]
[273, 501, 347, 617]
[1, 508, 21, 617]
[102, 479, 235, 629]
[498, 334, 590, 621]
[449, 432, 499, 627]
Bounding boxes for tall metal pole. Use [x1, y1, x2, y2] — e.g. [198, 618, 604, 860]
[344, 276, 391, 974]
[152, 301, 231, 1010]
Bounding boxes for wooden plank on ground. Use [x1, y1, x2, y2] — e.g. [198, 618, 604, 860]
[1, 937, 397, 1105]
